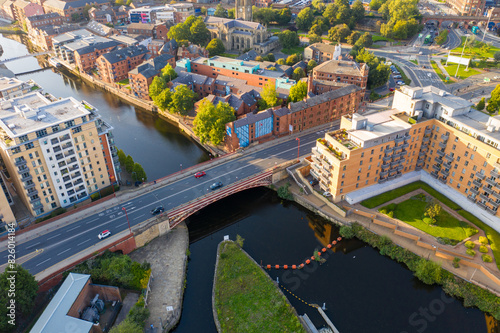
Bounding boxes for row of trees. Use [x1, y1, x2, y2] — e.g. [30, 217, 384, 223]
[117, 149, 147, 182]
[355, 48, 391, 88]
[377, 0, 421, 39]
[301, 0, 365, 31]
[253, 6, 292, 26]
[167, 16, 211, 47]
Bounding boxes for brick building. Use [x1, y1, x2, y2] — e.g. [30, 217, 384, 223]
[74, 40, 121, 72]
[171, 3, 194, 23]
[304, 43, 342, 64]
[312, 59, 369, 92]
[126, 22, 169, 40]
[96, 45, 149, 83]
[128, 53, 175, 100]
[29, 23, 79, 50]
[43, 0, 110, 22]
[12, 0, 44, 22]
[25, 12, 62, 33]
[147, 39, 165, 56]
[445, 0, 485, 16]
[176, 43, 208, 60]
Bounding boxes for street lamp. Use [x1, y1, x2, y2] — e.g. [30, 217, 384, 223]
[482, 7, 492, 43]
[296, 137, 300, 161]
[122, 207, 132, 234]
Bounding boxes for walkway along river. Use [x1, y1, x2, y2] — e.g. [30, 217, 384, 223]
[0, 34, 494, 332]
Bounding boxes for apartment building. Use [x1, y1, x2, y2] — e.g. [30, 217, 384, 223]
[12, 0, 44, 23]
[195, 90, 259, 117]
[43, 0, 110, 22]
[0, 77, 35, 99]
[0, 91, 119, 217]
[0, 172, 15, 230]
[312, 59, 369, 91]
[97, 45, 149, 83]
[176, 44, 209, 60]
[310, 85, 500, 222]
[304, 43, 342, 64]
[172, 3, 194, 23]
[29, 24, 80, 51]
[128, 5, 175, 24]
[74, 40, 121, 73]
[25, 12, 62, 33]
[126, 22, 169, 40]
[445, 0, 485, 16]
[128, 53, 175, 100]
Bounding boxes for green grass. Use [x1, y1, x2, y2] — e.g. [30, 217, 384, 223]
[441, 63, 481, 80]
[430, 60, 453, 84]
[117, 78, 129, 85]
[393, 63, 411, 85]
[451, 36, 500, 59]
[410, 59, 418, 65]
[221, 53, 238, 59]
[214, 241, 305, 333]
[379, 196, 478, 242]
[269, 28, 281, 34]
[281, 46, 305, 55]
[372, 34, 394, 43]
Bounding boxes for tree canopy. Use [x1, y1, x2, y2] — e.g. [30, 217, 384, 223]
[193, 99, 236, 145]
[170, 85, 196, 116]
[328, 24, 351, 43]
[214, 4, 227, 18]
[289, 81, 308, 102]
[292, 67, 306, 81]
[378, 0, 421, 39]
[206, 38, 225, 57]
[149, 76, 166, 98]
[355, 48, 390, 88]
[296, 7, 314, 31]
[260, 82, 279, 110]
[168, 17, 210, 46]
[308, 34, 323, 44]
[161, 63, 177, 82]
[278, 30, 300, 49]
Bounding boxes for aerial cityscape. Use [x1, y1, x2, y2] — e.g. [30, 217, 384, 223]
[0, 0, 499, 332]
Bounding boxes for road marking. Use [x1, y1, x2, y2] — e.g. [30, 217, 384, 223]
[57, 248, 71, 256]
[77, 239, 91, 246]
[118, 222, 128, 227]
[36, 258, 51, 266]
[25, 242, 40, 250]
[133, 214, 145, 220]
[66, 225, 80, 232]
[47, 233, 61, 240]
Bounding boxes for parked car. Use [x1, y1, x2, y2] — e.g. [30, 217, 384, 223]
[323, 192, 332, 197]
[98, 230, 111, 239]
[394, 75, 402, 79]
[210, 181, 223, 190]
[151, 206, 164, 215]
[389, 87, 395, 91]
[194, 171, 206, 178]
[419, 51, 423, 55]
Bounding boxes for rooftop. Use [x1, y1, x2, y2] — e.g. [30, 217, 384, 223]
[289, 85, 361, 113]
[313, 59, 367, 76]
[52, 29, 93, 44]
[0, 77, 28, 92]
[348, 110, 412, 143]
[63, 36, 111, 52]
[100, 45, 148, 64]
[75, 40, 120, 55]
[204, 16, 264, 30]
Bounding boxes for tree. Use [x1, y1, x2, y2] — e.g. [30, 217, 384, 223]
[125, 155, 134, 173]
[276, 58, 286, 65]
[351, 0, 365, 22]
[149, 76, 166, 98]
[476, 97, 485, 111]
[414, 260, 442, 285]
[189, 19, 211, 46]
[264, 53, 275, 62]
[133, 163, 147, 182]
[72, 13, 80, 22]
[169, 85, 196, 116]
[335, 4, 351, 26]
[167, 22, 190, 45]
[206, 38, 225, 57]
[161, 64, 177, 82]
[261, 82, 278, 109]
[296, 7, 314, 31]
[228, 8, 235, 19]
[0, 264, 38, 331]
[286, 54, 299, 66]
[309, 24, 323, 37]
[370, 0, 384, 10]
[200, 7, 207, 15]
[347, 31, 361, 45]
[214, 3, 227, 18]
[118, 149, 126, 165]
[255, 56, 263, 62]
[153, 89, 172, 111]
[307, 59, 317, 72]
[355, 32, 373, 48]
[312, 0, 326, 13]
[308, 34, 323, 44]
[253, 7, 276, 26]
[278, 30, 299, 49]
[424, 199, 441, 225]
[193, 99, 236, 145]
[434, 29, 448, 45]
[487, 100, 498, 114]
[494, 51, 500, 62]
[110, 319, 143, 333]
[323, 4, 337, 26]
[276, 7, 292, 25]
[328, 24, 351, 43]
[128, 304, 150, 327]
[289, 81, 308, 102]
[355, 48, 390, 88]
[292, 67, 306, 81]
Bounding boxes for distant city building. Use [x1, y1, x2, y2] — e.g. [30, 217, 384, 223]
[0, 77, 35, 99]
[171, 3, 194, 23]
[25, 12, 62, 33]
[126, 22, 169, 40]
[12, 0, 44, 22]
[96, 45, 149, 83]
[43, 0, 110, 22]
[29, 23, 80, 50]
[128, 4, 174, 24]
[85, 20, 117, 37]
[445, 0, 485, 16]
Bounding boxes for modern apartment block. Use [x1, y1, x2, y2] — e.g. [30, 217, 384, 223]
[311, 85, 500, 221]
[312, 59, 369, 91]
[445, 0, 485, 16]
[0, 172, 15, 230]
[96, 45, 149, 83]
[0, 89, 119, 218]
[0, 77, 35, 99]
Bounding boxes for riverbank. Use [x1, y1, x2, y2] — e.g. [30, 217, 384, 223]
[213, 240, 306, 333]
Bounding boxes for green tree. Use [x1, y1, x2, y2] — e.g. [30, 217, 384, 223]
[71, 13, 80, 22]
[149, 76, 166, 98]
[355, 32, 373, 48]
[328, 24, 351, 43]
[161, 64, 177, 82]
[206, 38, 225, 57]
[167, 21, 190, 45]
[0, 264, 38, 331]
[189, 19, 211, 46]
[335, 4, 351, 26]
[414, 260, 442, 285]
[286, 54, 299, 65]
[296, 7, 314, 31]
[370, 0, 384, 10]
[309, 24, 323, 37]
[118, 149, 126, 165]
[289, 81, 308, 102]
[110, 319, 143, 333]
[351, 0, 365, 22]
[323, 4, 337, 26]
[125, 155, 134, 173]
[169, 85, 196, 116]
[312, 0, 326, 13]
[434, 29, 448, 45]
[133, 163, 147, 182]
[424, 198, 441, 225]
[253, 7, 276, 26]
[307, 59, 317, 72]
[292, 67, 306, 81]
[193, 99, 236, 145]
[255, 56, 264, 62]
[355, 48, 390, 88]
[264, 53, 275, 62]
[200, 6, 207, 15]
[152, 89, 172, 111]
[487, 100, 498, 114]
[476, 97, 485, 111]
[276, 7, 292, 25]
[276, 58, 286, 65]
[128, 304, 150, 327]
[228, 8, 235, 19]
[261, 82, 278, 109]
[490, 84, 500, 104]
[278, 30, 300, 49]
[308, 34, 323, 44]
[214, 3, 227, 18]
[346, 31, 361, 45]
[494, 51, 500, 62]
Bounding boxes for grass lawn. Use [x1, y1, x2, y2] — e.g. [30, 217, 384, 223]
[451, 36, 500, 59]
[281, 46, 305, 55]
[269, 28, 281, 33]
[117, 78, 129, 85]
[441, 63, 481, 80]
[410, 59, 418, 65]
[214, 241, 305, 333]
[220, 53, 238, 58]
[393, 64, 411, 85]
[379, 195, 478, 242]
[372, 34, 394, 43]
[430, 60, 453, 84]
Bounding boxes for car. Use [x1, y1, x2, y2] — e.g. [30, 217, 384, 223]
[98, 230, 111, 239]
[389, 87, 395, 91]
[419, 51, 423, 55]
[210, 181, 223, 190]
[151, 206, 164, 215]
[427, 73, 432, 77]
[397, 80, 405, 85]
[422, 65, 426, 69]
[194, 171, 206, 178]
[394, 75, 402, 79]
[323, 191, 332, 197]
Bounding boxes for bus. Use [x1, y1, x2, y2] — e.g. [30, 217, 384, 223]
[424, 35, 432, 44]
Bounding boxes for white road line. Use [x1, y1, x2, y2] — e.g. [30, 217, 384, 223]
[77, 239, 91, 246]
[66, 225, 80, 232]
[133, 214, 145, 220]
[25, 242, 40, 250]
[36, 258, 51, 266]
[118, 222, 128, 227]
[57, 248, 71, 256]
[47, 233, 61, 240]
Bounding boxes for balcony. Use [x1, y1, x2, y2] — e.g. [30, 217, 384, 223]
[24, 182, 35, 190]
[491, 169, 500, 178]
[388, 174, 397, 180]
[486, 178, 497, 187]
[67, 157, 77, 164]
[415, 165, 423, 171]
[486, 206, 497, 215]
[440, 168, 449, 177]
[15, 159, 27, 166]
[403, 135, 411, 142]
[32, 201, 43, 209]
[434, 156, 443, 164]
[432, 164, 441, 171]
[61, 142, 72, 150]
[467, 194, 477, 202]
[384, 147, 393, 154]
[443, 161, 452, 169]
[431, 171, 439, 178]
[476, 172, 486, 180]
[29, 195, 40, 204]
[488, 198, 500, 207]
[422, 136, 430, 143]
[470, 187, 479, 195]
[394, 136, 404, 144]
[396, 165, 404, 171]
[71, 171, 81, 179]
[483, 186, 494, 195]
[439, 142, 447, 149]
[391, 161, 400, 168]
[383, 156, 392, 162]
[59, 134, 70, 142]
[425, 128, 432, 135]
[381, 163, 390, 170]
[17, 166, 29, 174]
[401, 142, 409, 149]
[393, 145, 403, 152]
[73, 178, 83, 186]
[436, 150, 445, 157]
[380, 170, 388, 177]
[400, 158, 406, 164]
[441, 134, 449, 142]
[477, 200, 487, 209]
[438, 176, 447, 184]
[378, 177, 387, 184]
[113, 155, 119, 164]
[445, 154, 454, 162]
[420, 145, 429, 153]
[392, 152, 401, 160]
[479, 193, 489, 201]
[473, 179, 482, 187]
[53, 146, 62, 153]
[20, 174, 32, 182]
[64, 149, 75, 157]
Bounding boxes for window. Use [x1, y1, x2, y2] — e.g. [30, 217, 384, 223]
[35, 129, 47, 138]
[25, 142, 34, 150]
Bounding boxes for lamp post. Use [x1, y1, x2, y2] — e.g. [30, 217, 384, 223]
[482, 7, 492, 43]
[122, 207, 132, 234]
[296, 137, 300, 161]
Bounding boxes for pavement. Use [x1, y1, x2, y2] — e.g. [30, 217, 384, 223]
[114, 292, 140, 327]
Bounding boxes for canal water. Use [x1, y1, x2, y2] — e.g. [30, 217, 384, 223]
[0, 34, 492, 333]
[0, 34, 209, 181]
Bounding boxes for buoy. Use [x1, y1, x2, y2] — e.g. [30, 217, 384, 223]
[306, 259, 311, 264]
[333, 241, 337, 245]
[311, 256, 315, 260]
[327, 244, 332, 249]
[275, 265, 279, 269]
[337, 237, 342, 241]
[299, 263, 304, 268]
[266, 265, 271, 269]
[317, 251, 322, 256]
[322, 248, 327, 252]
[292, 265, 297, 269]
[283, 265, 288, 269]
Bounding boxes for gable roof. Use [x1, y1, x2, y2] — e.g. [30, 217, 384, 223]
[44, 0, 109, 10]
[75, 40, 120, 55]
[289, 84, 361, 113]
[100, 44, 148, 64]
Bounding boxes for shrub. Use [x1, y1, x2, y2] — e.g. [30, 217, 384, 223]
[277, 182, 294, 200]
[453, 257, 461, 268]
[339, 225, 356, 239]
[479, 245, 489, 253]
[479, 236, 489, 245]
[379, 208, 388, 214]
[464, 241, 476, 249]
[482, 254, 493, 263]
[414, 259, 442, 285]
[387, 211, 394, 218]
[387, 203, 397, 211]
[466, 249, 476, 257]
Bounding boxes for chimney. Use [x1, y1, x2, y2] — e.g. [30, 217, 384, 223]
[307, 74, 313, 93]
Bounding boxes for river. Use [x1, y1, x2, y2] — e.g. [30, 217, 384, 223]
[0, 34, 492, 333]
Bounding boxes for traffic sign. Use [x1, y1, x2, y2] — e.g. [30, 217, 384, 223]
[484, 77, 491, 82]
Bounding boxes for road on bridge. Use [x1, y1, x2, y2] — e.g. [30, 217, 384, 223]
[0, 126, 339, 276]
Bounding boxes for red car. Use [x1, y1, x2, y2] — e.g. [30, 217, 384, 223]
[194, 171, 206, 178]
[389, 88, 395, 91]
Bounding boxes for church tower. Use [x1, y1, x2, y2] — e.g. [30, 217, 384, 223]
[235, 0, 252, 22]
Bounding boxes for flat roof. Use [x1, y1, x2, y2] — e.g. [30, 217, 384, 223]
[0, 77, 26, 92]
[453, 110, 500, 142]
[349, 109, 412, 142]
[30, 273, 93, 333]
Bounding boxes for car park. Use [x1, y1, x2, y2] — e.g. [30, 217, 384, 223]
[151, 206, 164, 215]
[194, 171, 206, 178]
[210, 181, 223, 190]
[98, 230, 111, 239]
[394, 75, 402, 79]
[396, 80, 405, 85]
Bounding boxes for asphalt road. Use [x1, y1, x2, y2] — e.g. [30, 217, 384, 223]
[1, 127, 339, 275]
